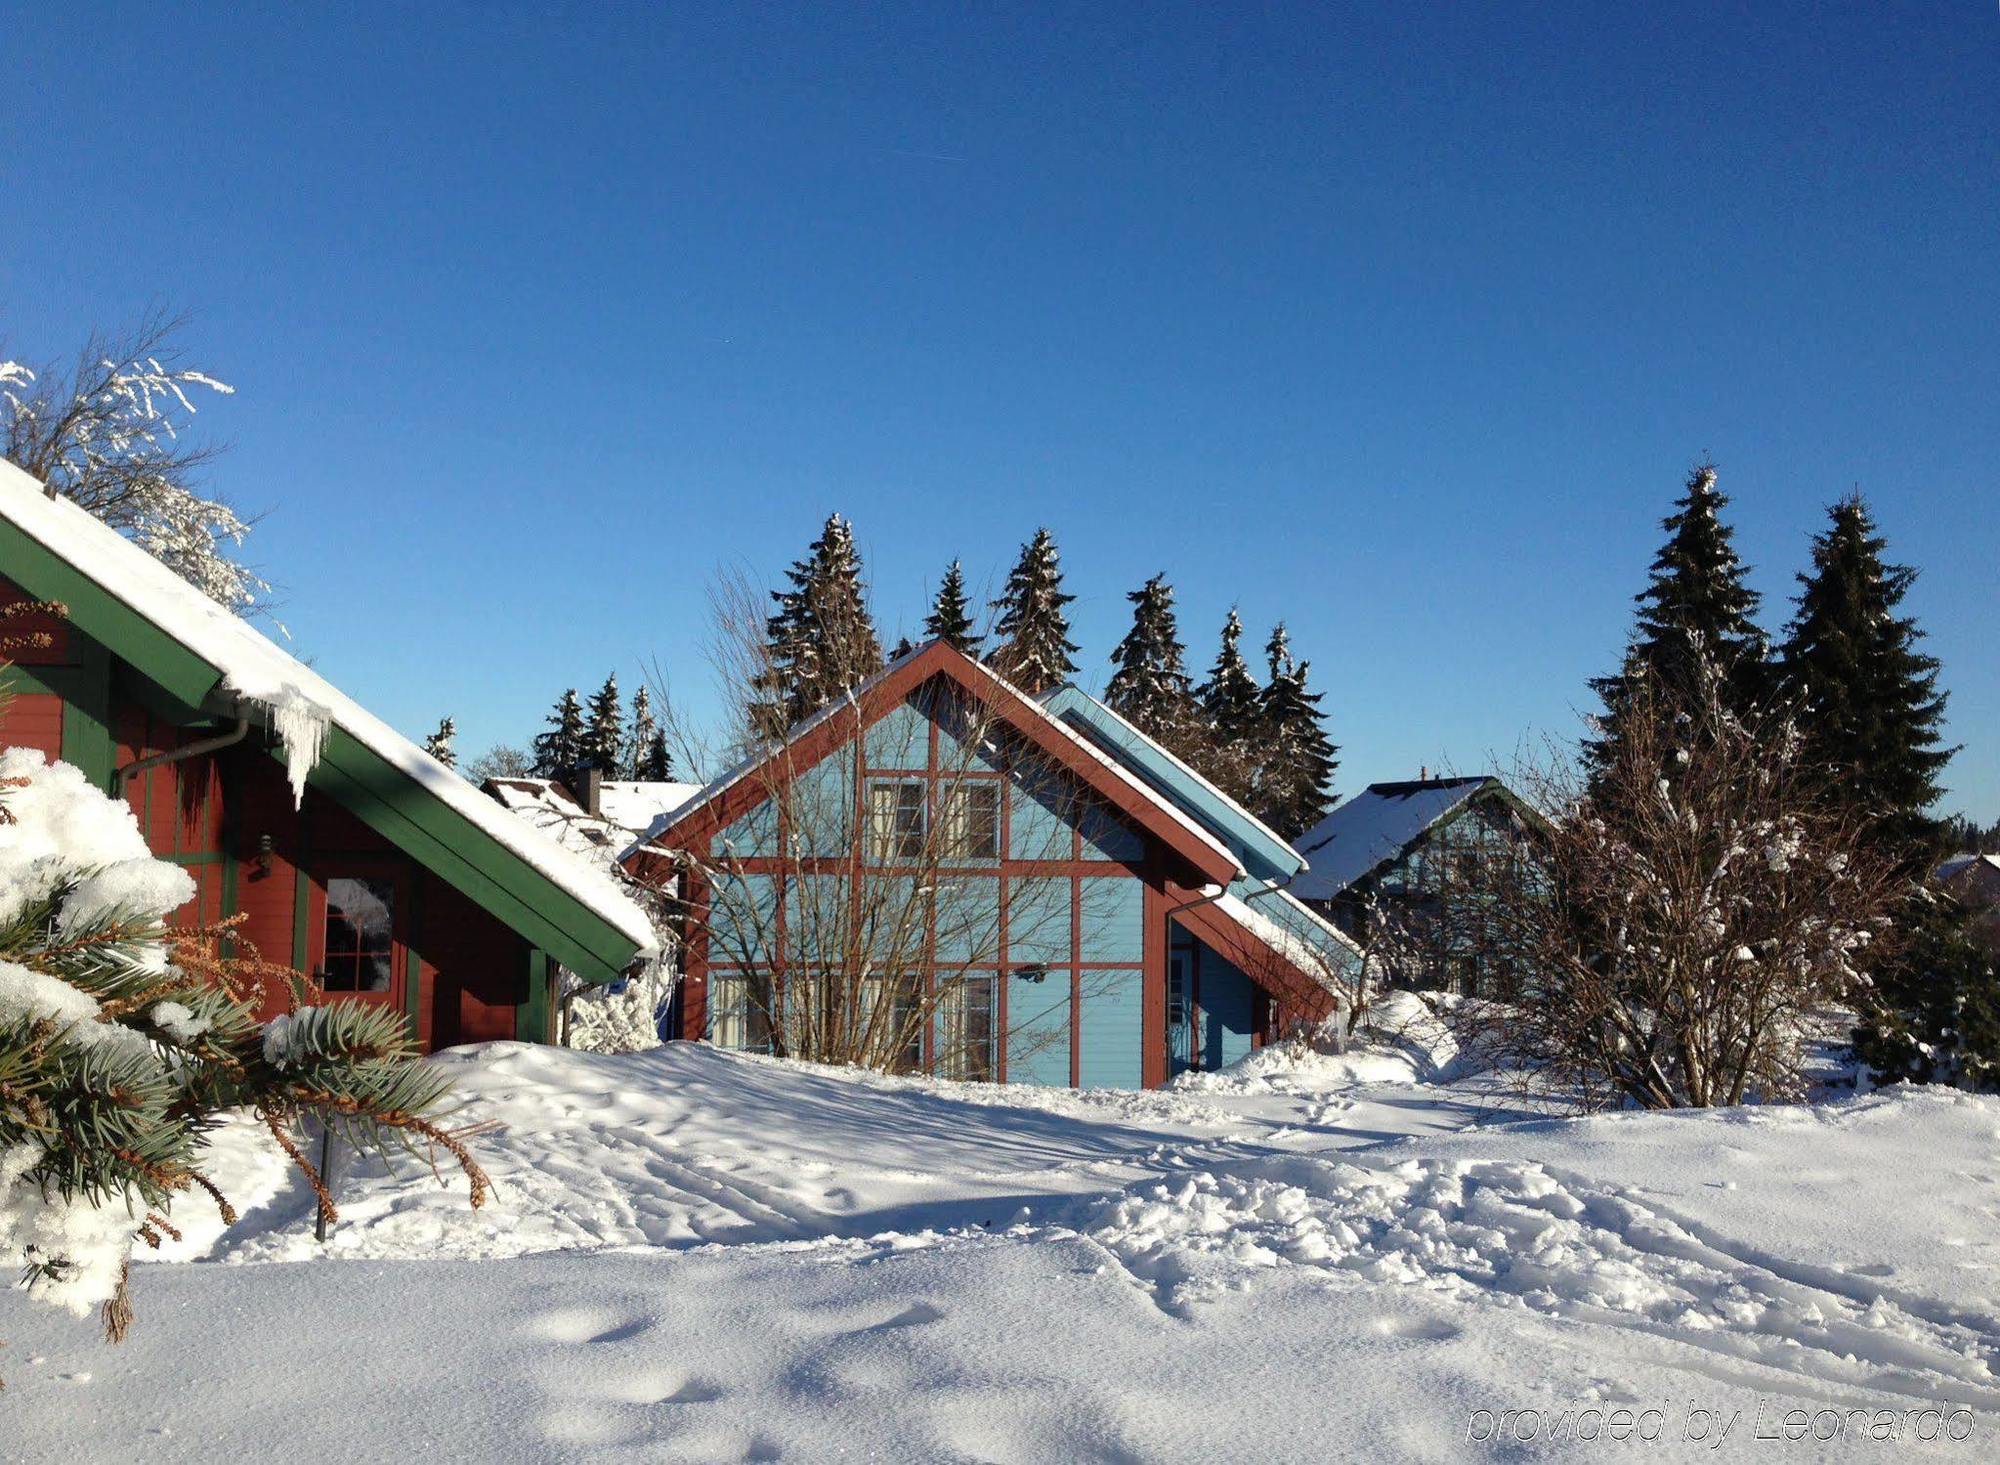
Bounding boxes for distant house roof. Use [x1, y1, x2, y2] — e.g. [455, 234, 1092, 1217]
[484, 777, 705, 868]
[1939, 853, 2000, 906]
[1288, 777, 1499, 903]
[0, 458, 656, 979]
[1038, 684, 1303, 884]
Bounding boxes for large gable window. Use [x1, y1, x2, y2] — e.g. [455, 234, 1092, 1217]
[868, 778, 926, 861]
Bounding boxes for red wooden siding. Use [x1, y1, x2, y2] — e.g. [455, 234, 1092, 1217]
[1, 595, 544, 1053]
[0, 690, 64, 759]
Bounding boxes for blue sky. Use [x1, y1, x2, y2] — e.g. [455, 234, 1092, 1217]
[3, 3, 1996, 815]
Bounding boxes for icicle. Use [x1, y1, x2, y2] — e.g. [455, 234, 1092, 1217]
[269, 689, 331, 809]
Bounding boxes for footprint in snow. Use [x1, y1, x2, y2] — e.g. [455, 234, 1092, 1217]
[661, 1379, 728, 1404]
[1369, 1314, 1464, 1343]
[869, 1302, 947, 1332]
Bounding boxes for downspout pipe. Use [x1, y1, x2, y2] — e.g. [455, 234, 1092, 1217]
[116, 714, 253, 786]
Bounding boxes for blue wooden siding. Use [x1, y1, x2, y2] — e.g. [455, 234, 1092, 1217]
[1004, 878, 1071, 966]
[1077, 969, 1144, 1088]
[933, 876, 1003, 961]
[716, 798, 779, 857]
[792, 755, 854, 855]
[1080, 804, 1143, 862]
[1008, 772, 1072, 860]
[1008, 976, 1072, 1087]
[708, 872, 777, 957]
[864, 700, 931, 768]
[1076, 876, 1143, 962]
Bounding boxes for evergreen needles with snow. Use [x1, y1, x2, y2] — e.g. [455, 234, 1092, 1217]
[1105, 574, 1201, 751]
[1, 312, 266, 613]
[751, 514, 884, 738]
[0, 744, 486, 1361]
[1781, 495, 1954, 858]
[1197, 609, 1263, 804]
[922, 560, 983, 656]
[1586, 464, 1768, 786]
[532, 689, 585, 778]
[422, 716, 457, 770]
[1253, 623, 1339, 838]
[987, 528, 1079, 694]
[581, 673, 624, 772]
[625, 685, 673, 780]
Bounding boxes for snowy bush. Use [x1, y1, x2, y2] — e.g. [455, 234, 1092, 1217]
[0, 744, 486, 1358]
[560, 961, 675, 1055]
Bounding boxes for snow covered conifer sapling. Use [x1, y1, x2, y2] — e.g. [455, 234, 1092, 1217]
[0, 737, 488, 1372]
[423, 715, 457, 769]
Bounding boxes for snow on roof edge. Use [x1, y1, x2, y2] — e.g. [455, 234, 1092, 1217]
[0, 460, 657, 955]
[1043, 683, 1303, 871]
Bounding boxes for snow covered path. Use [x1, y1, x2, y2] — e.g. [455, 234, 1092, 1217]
[4, 1031, 1995, 1461]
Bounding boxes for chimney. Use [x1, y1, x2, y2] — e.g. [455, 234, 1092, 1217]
[572, 763, 603, 817]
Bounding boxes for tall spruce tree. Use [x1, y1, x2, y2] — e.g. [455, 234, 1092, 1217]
[624, 685, 659, 779]
[532, 688, 585, 777]
[1587, 463, 1768, 782]
[752, 513, 883, 737]
[1106, 574, 1199, 748]
[988, 528, 1079, 694]
[1254, 622, 1339, 837]
[922, 559, 983, 656]
[1781, 495, 1953, 856]
[1198, 608, 1263, 803]
[422, 715, 457, 770]
[633, 728, 673, 782]
[581, 673, 625, 771]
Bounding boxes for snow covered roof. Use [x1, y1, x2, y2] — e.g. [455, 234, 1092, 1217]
[0, 458, 658, 959]
[654, 640, 1243, 881]
[1040, 684, 1303, 884]
[485, 777, 704, 868]
[1288, 777, 1496, 903]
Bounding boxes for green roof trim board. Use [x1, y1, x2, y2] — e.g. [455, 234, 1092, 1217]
[0, 459, 651, 985]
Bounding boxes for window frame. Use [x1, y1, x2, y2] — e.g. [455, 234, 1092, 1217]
[309, 866, 406, 1007]
[866, 777, 928, 862]
[939, 780, 1001, 863]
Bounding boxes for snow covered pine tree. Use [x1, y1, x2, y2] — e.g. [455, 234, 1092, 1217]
[581, 673, 624, 772]
[987, 528, 1079, 695]
[0, 701, 486, 1365]
[922, 559, 984, 656]
[750, 514, 884, 739]
[532, 689, 586, 777]
[1105, 574, 1200, 754]
[1254, 623, 1339, 839]
[1197, 608, 1263, 805]
[422, 716, 457, 769]
[625, 686, 674, 781]
[1586, 463, 1769, 790]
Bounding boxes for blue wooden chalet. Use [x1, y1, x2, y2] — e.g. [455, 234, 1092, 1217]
[635, 641, 1358, 1089]
[1291, 775, 1545, 996]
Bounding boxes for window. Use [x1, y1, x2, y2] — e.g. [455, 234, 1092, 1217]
[321, 877, 395, 993]
[935, 974, 996, 1082]
[940, 782, 1000, 861]
[858, 973, 924, 1073]
[708, 971, 773, 1053]
[868, 778, 926, 861]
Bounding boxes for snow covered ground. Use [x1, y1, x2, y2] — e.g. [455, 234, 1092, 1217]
[3, 1009, 1996, 1462]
